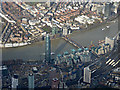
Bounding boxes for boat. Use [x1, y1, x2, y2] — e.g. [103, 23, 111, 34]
[42, 52, 55, 55]
[102, 28, 105, 31]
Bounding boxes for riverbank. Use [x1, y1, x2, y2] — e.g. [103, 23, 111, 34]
[0, 42, 31, 48]
[1, 15, 118, 48]
[1, 17, 118, 61]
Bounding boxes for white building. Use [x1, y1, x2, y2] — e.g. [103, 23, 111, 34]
[63, 27, 68, 36]
[67, 5, 72, 9]
[84, 67, 91, 83]
[75, 15, 94, 25]
[29, 19, 40, 26]
[22, 18, 27, 24]
[105, 37, 114, 50]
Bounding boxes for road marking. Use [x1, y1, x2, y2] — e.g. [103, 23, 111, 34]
[113, 60, 120, 67]
[109, 60, 114, 65]
[111, 62, 115, 66]
[106, 59, 111, 64]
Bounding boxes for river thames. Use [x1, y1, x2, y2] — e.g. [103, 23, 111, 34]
[1, 19, 119, 61]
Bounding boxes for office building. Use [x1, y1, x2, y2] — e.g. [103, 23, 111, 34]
[12, 74, 18, 89]
[28, 74, 34, 89]
[45, 34, 51, 63]
[104, 3, 112, 17]
[83, 67, 91, 84]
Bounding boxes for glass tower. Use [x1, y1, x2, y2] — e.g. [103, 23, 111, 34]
[45, 34, 51, 63]
[105, 3, 112, 17]
[28, 74, 34, 89]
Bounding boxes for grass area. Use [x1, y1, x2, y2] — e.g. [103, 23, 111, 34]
[42, 25, 52, 33]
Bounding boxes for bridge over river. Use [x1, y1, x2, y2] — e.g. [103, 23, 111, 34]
[62, 36, 84, 49]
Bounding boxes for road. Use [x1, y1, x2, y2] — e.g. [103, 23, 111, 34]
[90, 45, 120, 87]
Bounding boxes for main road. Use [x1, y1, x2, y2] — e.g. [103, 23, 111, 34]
[1, 18, 119, 61]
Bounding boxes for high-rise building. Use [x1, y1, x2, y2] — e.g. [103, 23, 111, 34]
[28, 74, 34, 89]
[104, 3, 112, 17]
[45, 34, 51, 63]
[83, 67, 91, 84]
[12, 74, 18, 89]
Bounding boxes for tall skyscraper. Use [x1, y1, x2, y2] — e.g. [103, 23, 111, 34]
[12, 74, 18, 89]
[83, 67, 91, 84]
[105, 3, 112, 17]
[28, 74, 34, 89]
[45, 34, 51, 63]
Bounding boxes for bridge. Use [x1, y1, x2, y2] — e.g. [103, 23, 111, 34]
[62, 36, 83, 49]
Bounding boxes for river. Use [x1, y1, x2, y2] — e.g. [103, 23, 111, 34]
[1, 19, 119, 61]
